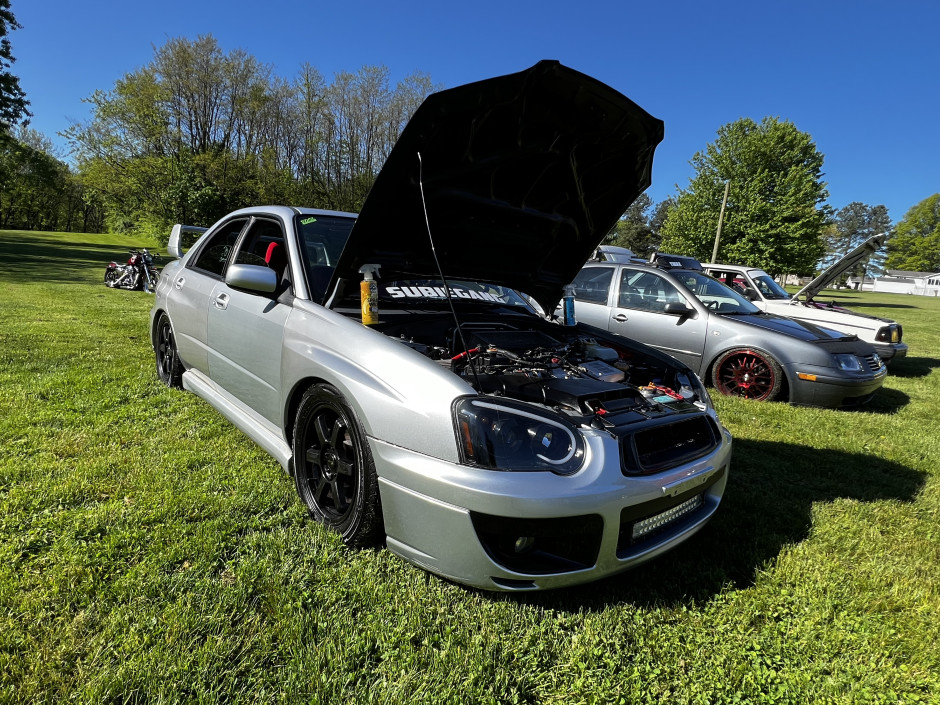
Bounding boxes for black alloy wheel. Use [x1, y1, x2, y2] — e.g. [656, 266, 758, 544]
[155, 313, 183, 388]
[293, 384, 382, 547]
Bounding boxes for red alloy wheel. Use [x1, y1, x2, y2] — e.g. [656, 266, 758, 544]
[712, 348, 783, 401]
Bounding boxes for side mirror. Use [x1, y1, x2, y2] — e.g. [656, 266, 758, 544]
[225, 263, 278, 293]
[663, 302, 694, 316]
[743, 288, 759, 301]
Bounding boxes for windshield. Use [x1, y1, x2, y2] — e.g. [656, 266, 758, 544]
[380, 280, 533, 307]
[752, 273, 791, 300]
[674, 271, 761, 314]
[295, 214, 356, 269]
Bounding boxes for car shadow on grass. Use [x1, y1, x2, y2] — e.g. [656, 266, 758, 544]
[860, 386, 910, 414]
[520, 438, 925, 611]
[884, 356, 940, 380]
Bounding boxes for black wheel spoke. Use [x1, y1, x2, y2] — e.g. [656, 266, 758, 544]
[335, 458, 355, 477]
[329, 418, 346, 448]
[313, 414, 332, 447]
[331, 480, 348, 511]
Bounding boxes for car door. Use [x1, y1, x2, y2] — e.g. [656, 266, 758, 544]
[206, 216, 292, 425]
[608, 267, 708, 369]
[169, 217, 250, 374]
[569, 265, 616, 328]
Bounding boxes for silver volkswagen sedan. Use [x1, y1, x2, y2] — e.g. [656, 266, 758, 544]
[571, 249, 887, 407]
[150, 62, 732, 592]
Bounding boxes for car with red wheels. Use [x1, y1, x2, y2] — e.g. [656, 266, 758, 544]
[570, 249, 886, 407]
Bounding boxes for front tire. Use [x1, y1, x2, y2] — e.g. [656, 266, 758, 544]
[711, 348, 784, 401]
[155, 313, 183, 388]
[293, 384, 382, 547]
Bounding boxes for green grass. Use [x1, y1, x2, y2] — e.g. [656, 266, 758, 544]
[1, 228, 938, 704]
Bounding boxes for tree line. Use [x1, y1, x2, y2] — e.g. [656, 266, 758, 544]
[63, 35, 437, 240]
[1, 5, 938, 274]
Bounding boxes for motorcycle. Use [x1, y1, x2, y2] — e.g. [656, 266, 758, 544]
[104, 249, 161, 292]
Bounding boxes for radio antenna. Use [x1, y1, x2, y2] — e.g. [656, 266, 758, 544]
[417, 152, 481, 388]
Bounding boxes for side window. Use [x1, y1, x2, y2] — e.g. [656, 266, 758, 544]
[570, 267, 613, 303]
[619, 270, 683, 313]
[233, 218, 287, 270]
[191, 219, 248, 276]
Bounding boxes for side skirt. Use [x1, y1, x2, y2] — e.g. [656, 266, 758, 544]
[182, 369, 292, 473]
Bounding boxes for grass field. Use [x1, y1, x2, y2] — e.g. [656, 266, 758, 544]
[1, 228, 938, 704]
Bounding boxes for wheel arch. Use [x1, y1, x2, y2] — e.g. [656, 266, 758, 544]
[283, 376, 331, 473]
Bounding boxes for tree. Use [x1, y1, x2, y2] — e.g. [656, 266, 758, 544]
[884, 194, 940, 272]
[0, 0, 29, 131]
[65, 35, 437, 237]
[605, 194, 675, 258]
[0, 126, 102, 231]
[660, 117, 830, 276]
[828, 202, 892, 281]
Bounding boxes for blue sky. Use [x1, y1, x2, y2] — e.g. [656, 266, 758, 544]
[14, 0, 939, 223]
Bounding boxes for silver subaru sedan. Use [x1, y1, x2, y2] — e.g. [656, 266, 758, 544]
[150, 61, 732, 591]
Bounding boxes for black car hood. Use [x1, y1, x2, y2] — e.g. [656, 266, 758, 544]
[330, 60, 664, 313]
[730, 311, 862, 344]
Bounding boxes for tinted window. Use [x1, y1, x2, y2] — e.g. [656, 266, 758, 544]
[618, 269, 684, 312]
[191, 219, 248, 276]
[571, 267, 613, 303]
[233, 218, 286, 268]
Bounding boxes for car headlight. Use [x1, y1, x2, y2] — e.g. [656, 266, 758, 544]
[454, 397, 585, 475]
[832, 353, 863, 371]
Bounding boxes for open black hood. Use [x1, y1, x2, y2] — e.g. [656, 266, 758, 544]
[331, 60, 664, 313]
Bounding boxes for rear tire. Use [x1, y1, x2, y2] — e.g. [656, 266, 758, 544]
[292, 384, 382, 547]
[155, 313, 183, 388]
[104, 268, 119, 287]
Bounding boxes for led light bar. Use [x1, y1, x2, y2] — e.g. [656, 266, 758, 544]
[632, 493, 704, 541]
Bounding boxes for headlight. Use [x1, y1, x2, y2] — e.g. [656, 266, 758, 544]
[832, 353, 863, 371]
[876, 325, 901, 343]
[454, 397, 585, 475]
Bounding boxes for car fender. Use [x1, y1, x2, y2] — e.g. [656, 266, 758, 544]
[281, 300, 473, 463]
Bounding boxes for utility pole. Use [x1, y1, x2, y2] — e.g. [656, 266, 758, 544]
[710, 180, 730, 264]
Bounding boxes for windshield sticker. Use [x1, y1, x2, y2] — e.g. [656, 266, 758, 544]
[384, 285, 507, 303]
[300, 217, 317, 225]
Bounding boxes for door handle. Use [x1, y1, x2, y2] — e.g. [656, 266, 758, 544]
[612, 313, 629, 322]
[213, 293, 229, 310]
[174, 276, 185, 290]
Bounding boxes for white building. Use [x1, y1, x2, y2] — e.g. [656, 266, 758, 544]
[871, 270, 940, 296]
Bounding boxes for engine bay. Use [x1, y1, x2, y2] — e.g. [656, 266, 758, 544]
[371, 313, 708, 424]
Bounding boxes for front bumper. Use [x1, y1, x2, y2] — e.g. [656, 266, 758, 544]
[875, 341, 908, 364]
[785, 361, 888, 408]
[369, 424, 732, 591]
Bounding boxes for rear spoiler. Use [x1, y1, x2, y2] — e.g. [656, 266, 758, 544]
[167, 224, 209, 259]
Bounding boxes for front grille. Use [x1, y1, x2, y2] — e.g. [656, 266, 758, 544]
[862, 353, 883, 372]
[620, 415, 721, 476]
